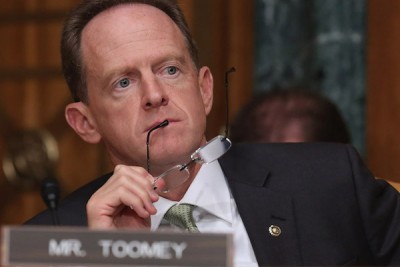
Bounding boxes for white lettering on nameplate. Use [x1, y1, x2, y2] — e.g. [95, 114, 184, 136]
[48, 239, 87, 257]
[98, 240, 187, 260]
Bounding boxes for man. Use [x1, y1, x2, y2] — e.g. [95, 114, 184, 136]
[26, 0, 400, 266]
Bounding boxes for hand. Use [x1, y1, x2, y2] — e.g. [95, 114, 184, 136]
[86, 164, 159, 229]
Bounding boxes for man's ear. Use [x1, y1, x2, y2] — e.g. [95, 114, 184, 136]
[198, 66, 214, 115]
[65, 102, 101, 144]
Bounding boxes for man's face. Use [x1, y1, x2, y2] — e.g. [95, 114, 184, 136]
[79, 4, 213, 174]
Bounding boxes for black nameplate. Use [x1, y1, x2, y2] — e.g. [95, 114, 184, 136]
[1, 226, 232, 266]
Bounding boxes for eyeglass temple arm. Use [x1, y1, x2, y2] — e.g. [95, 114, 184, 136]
[224, 67, 236, 139]
[146, 120, 169, 173]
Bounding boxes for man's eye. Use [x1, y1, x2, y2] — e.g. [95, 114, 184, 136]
[166, 66, 177, 75]
[118, 78, 130, 88]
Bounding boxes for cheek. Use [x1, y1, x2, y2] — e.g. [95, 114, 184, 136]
[184, 88, 208, 112]
[92, 103, 141, 138]
[185, 93, 208, 135]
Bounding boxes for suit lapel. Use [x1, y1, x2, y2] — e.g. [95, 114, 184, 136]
[219, 145, 302, 266]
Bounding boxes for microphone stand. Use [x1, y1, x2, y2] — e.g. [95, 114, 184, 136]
[40, 177, 60, 226]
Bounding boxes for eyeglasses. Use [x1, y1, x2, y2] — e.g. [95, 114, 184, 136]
[146, 67, 236, 193]
[152, 135, 232, 193]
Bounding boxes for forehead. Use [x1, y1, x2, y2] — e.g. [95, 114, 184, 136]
[86, 3, 172, 27]
[81, 3, 186, 53]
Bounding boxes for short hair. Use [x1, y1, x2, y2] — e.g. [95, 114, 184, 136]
[230, 89, 351, 144]
[61, 0, 199, 103]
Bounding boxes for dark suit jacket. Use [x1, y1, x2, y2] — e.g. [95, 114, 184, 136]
[26, 143, 400, 266]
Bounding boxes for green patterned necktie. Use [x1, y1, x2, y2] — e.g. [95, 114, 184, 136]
[164, 204, 199, 233]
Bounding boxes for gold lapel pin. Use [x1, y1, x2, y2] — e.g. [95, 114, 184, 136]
[269, 225, 282, 237]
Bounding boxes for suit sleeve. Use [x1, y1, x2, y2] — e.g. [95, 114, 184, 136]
[347, 145, 400, 264]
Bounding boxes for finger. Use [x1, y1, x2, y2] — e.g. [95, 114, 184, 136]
[100, 165, 158, 212]
[114, 165, 159, 201]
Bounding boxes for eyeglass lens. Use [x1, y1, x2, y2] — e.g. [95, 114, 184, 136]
[153, 135, 232, 193]
[153, 165, 190, 193]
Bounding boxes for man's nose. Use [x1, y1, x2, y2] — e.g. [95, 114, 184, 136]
[141, 76, 169, 109]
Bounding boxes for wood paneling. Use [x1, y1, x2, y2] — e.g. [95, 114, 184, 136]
[192, 0, 254, 138]
[0, 0, 109, 225]
[367, 0, 400, 182]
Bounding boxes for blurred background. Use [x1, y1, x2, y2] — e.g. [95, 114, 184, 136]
[0, 0, 398, 224]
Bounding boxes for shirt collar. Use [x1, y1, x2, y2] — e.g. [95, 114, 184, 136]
[151, 160, 233, 230]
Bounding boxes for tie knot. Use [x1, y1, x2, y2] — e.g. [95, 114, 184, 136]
[164, 204, 199, 233]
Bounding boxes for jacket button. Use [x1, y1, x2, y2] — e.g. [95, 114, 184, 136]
[269, 225, 281, 237]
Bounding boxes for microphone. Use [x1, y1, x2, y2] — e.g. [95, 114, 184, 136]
[41, 177, 60, 225]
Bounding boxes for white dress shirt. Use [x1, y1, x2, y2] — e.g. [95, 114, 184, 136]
[151, 161, 258, 267]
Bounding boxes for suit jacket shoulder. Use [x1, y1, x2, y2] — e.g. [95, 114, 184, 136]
[25, 173, 112, 226]
[219, 142, 400, 266]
